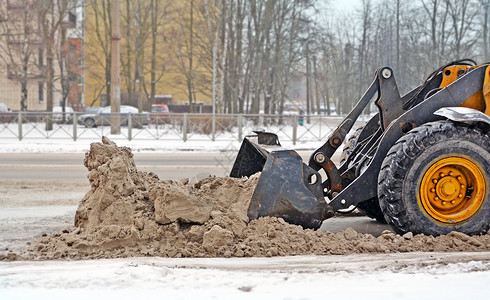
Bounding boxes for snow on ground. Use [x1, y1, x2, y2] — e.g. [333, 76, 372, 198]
[0, 135, 327, 154]
[1, 254, 490, 299]
[0, 137, 244, 153]
[0, 134, 325, 154]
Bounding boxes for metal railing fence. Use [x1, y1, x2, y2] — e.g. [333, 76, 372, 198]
[0, 112, 368, 144]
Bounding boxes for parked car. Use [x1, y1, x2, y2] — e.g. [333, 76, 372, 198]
[150, 104, 170, 123]
[0, 102, 13, 123]
[78, 105, 150, 127]
[52, 106, 74, 123]
[84, 106, 103, 114]
[282, 104, 304, 116]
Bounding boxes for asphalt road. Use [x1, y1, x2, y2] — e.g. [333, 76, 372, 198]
[0, 152, 236, 181]
[0, 151, 332, 181]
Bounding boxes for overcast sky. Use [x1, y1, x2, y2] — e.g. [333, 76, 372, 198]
[330, 0, 362, 12]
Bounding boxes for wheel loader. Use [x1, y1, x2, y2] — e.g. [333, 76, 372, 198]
[230, 59, 490, 236]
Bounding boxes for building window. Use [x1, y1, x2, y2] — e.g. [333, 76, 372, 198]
[38, 81, 44, 103]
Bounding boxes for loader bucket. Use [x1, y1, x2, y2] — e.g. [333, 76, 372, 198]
[230, 133, 329, 229]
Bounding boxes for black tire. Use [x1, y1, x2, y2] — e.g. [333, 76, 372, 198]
[378, 121, 490, 236]
[340, 126, 364, 165]
[339, 126, 386, 223]
[84, 118, 95, 128]
[356, 198, 386, 223]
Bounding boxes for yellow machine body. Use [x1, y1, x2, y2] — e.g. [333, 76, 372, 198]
[440, 65, 490, 116]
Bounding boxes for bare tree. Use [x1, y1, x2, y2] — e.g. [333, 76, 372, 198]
[39, 0, 74, 110]
[80, 0, 490, 118]
[120, 0, 151, 109]
[85, 0, 112, 106]
[148, 0, 170, 107]
[420, 0, 450, 66]
[160, 0, 214, 112]
[482, 0, 489, 59]
[0, 0, 44, 111]
[38, 0, 77, 129]
[445, 0, 481, 59]
[357, 0, 372, 102]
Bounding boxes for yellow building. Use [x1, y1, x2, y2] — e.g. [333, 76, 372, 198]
[84, 0, 213, 110]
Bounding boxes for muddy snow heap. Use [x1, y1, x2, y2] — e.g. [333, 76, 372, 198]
[27, 137, 490, 259]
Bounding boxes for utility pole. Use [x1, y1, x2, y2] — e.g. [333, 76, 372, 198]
[111, 0, 121, 134]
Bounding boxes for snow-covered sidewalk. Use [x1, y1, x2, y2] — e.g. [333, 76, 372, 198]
[1, 254, 489, 299]
[0, 137, 241, 153]
[0, 136, 321, 153]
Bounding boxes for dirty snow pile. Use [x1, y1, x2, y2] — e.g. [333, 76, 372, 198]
[3, 137, 490, 260]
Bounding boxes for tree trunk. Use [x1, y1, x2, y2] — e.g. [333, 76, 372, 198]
[46, 38, 54, 114]
[21, 79, 28, 111]
[46, 46, 54, 130]
[305, 42, 311, 123]
[396, 0, 400, 72]
[484, 1, 489, 59]
[313, 55, 321, 115]
[150, 0, 157, 107]
[187, 0, 194, 112]
[125, 0, 133, 107]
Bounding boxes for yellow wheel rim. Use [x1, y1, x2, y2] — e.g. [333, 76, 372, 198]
[419, 156, 486, 223]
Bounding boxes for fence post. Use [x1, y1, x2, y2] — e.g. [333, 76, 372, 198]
[183, 113, 188, 142]
[73, 112, 77, 141]
[237, 114, 242, 141]
[128, 113, 132, 141]
[212, 113, 216, 141]
[317, 114, 323, 141]
[18, 111, 22, 141]
[292, 115, 298, 145]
